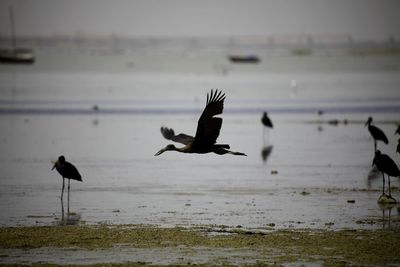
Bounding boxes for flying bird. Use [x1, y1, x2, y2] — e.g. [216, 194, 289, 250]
[52, 155, 82, 214]
[365, 117, 388, 152]
[155, 89, 246, 156]
[373, 150, 400, 201]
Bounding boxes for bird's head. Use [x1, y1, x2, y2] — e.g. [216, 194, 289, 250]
[154, 144, 177, 156]
[51, 155, 65, 170]
[365, 117, 372, 127]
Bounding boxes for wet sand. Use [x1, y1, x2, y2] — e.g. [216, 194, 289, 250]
[1, 225, 400, 266]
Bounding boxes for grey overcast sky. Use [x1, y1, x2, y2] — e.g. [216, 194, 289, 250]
[1, 0, 400, 40]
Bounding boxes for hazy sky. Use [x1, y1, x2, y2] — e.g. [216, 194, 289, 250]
[1, 0, 400, 40]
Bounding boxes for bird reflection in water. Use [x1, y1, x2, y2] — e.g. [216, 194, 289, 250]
[261, 144, 273, 164]
[378, 203, 397, 229]
[58, 206, 82, 226]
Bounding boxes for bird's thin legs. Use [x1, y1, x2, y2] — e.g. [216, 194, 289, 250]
[263, 127, 265, 146]
[61, 178, 65, 221]
[382, 172, 385, 195]
[67, 179, 70, 214]
[388, 176, 391, 197]
[263, 128, 270, 146]
[228, 150, 247, 156]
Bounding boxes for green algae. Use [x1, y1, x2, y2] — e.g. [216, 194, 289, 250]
[0, 225, 399, 266]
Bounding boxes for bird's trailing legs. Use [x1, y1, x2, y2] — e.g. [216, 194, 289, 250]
[263, 127, 271, 146]
[382, 172, 385, 196]
[214, 147, 247, 156]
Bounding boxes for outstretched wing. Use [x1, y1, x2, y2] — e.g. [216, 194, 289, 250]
[193, 89, 225, 147]
[160, 127, 194, 145]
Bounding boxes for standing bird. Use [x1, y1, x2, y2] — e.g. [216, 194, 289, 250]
[261, 111, 273, 144]
[52, 156, 82, 215]
[261, 112, 273, 129]
[365, 117, 388, 152]
[155, 89, 246, 156]
[372, 150, 400, 203]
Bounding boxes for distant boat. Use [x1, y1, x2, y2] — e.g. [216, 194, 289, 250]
[228, 55, 260, 63]
[0, 7, 35, 64]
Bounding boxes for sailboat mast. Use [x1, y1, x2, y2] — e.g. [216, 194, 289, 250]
[9, 6, 16, 50]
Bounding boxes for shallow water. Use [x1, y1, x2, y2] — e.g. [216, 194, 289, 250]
[0, 99, 399, 229]
[1, 47, 400, 231]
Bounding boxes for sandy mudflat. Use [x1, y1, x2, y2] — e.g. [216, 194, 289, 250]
[0, 225, 400, 266]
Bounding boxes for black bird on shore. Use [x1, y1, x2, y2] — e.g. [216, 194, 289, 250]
[365, 117, 388, 152]
[372, 150, 400, 202]
[52, 156, 82, 214]
[261, 112, 273, 129]
[261, 111, 273, 144]
[155, 89, 246, 156]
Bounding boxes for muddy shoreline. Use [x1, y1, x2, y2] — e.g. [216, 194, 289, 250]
[0, 225, 399, 266]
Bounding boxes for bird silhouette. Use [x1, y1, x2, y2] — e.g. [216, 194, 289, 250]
[52, 155, 82, 216]
[372, 150, 399, 202]
[261, 111, 273, 145]
[261, 112, 273, 129]
[365, 117, 388, 152]
[155, 89, 246, 156]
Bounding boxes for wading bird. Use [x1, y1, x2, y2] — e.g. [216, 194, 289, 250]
[261, 111, 273, 144]
[155, 89, 246, 156]
[365, 117, 388, 152]
[261, 112, 273, 129]
[52, 155, 82, 215]
[373, 150, 400, 203]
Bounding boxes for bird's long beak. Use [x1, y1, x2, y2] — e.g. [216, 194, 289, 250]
[154, 148, 166, 156]
[364, 121, 368, 127]
[51, 160, 57, 170]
